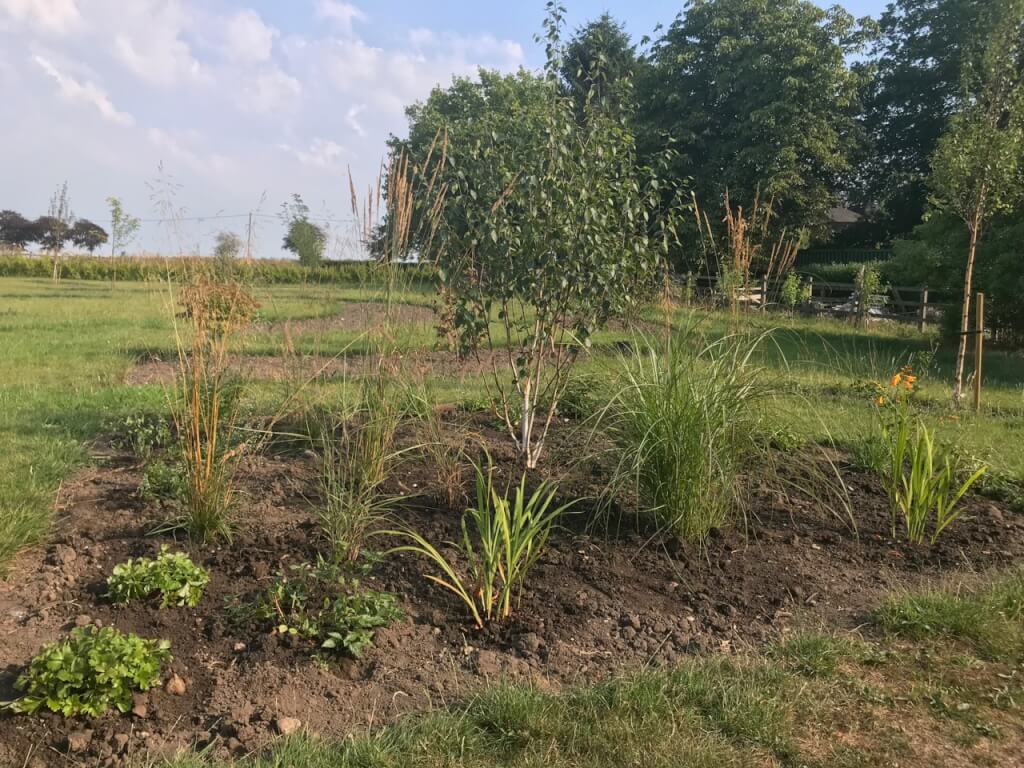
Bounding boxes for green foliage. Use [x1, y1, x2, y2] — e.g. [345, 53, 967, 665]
[875, 568, 1024, 661]
[561, 12, 638, 115]
[10, 626, 171, 716]
[604, 331, 770, 542]
[641, 0, 873, 235]
[107, 196, 141, 256]
[874, 372, 986, 544]
[140, 459, 186, 503]
[387, 458, 572, 628]
[416, 7, 680, 465]
[231, 560, 401, 658]
[281, 194, 326, 266]
[771, 634, 854, 678]
[779, 273, 812, 310]
[854, 264, 885, 323]
[108, 413, 172, 459]
[857, 0, 984, 240]
[107, 546, 209, 608]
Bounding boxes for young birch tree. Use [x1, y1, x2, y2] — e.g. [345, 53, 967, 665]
[930, 0, 1024, 405]
[426, 2, 681, 468]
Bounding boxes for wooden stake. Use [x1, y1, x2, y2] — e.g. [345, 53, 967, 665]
[918, 286, 928, 333]
[974, 292, 984, 413]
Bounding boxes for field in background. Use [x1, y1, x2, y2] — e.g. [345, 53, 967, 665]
[2, 275, 1024, 571]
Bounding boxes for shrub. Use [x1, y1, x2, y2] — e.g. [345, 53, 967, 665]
[387, 458, 573, 628]
[873, 370, 986, 544]
[140, 460, 186, 503]
[9, 626, 171, 716]
[230, 560, 401, 657]
[604, 331, 770, 542]
[107, 547, 209, 608]
[779, 273, 811, 311]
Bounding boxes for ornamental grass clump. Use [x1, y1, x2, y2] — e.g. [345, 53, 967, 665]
[169, 277, 258, 543]
[604, 331, 771, 543]
[386, 457, 573, 628]
[873, 368, 986, 545]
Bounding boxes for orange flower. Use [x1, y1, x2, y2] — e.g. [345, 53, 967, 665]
[890, 374, 902, 387]
[876, 395, 886, 406]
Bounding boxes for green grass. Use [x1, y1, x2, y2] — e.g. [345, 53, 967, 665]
[3, 277, 1024, 573]
[875, 568, 1024, 662]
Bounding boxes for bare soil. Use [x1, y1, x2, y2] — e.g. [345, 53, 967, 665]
[2, 417, 1022, 767]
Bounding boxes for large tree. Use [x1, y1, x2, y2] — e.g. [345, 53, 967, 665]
[929, 0, 1024, 405]
[561, 13, 639, 115]
[70, 219, 109, 253]
[0, 210, 35, 250]
[857, 0, 987, 241]
[640, 0, 872, 235]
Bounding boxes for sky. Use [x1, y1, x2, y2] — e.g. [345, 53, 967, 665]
[0, 0, 890, 259]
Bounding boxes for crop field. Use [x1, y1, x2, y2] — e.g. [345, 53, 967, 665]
[1, 273, 1023, 767]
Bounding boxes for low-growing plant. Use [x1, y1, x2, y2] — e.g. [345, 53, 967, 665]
[314, 373, 404, 563]
[386, 458, 573, 628]
[8, 626, 171, 716]
[874, 370, 987, 544]
[140, 459, 186, 503]
[108, 413, 172, 459]
[228, 560, 401, 658]
[779, 273, 812, 312]
[602, 330, 771, 542]
[107, 546, 209, 608]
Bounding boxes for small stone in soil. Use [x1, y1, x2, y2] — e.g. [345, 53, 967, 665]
[74, 614, 93, 628]
[275, 717, 302, 736]
[112, 734, 130, 753]
[166, 674, 187, 696]
[131, 693, 148, 718]
[65, 729, 93, 753]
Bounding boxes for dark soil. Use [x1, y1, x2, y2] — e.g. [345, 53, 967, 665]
[2, 416, 1023, 767]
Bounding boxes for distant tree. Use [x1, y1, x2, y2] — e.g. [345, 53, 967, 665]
[929, 0, 1024, 405]
[640, 0, 874, 235]
[857, 0, 985, 242]
[107, 196, 141, 257]
[70, 219, 109, 253]
[561, 13, 638, 115]
[280, 194, 326, 266]
[0, 210, 35, 250]
[213, 230, 242, 260]
[43, 182, 74, 281]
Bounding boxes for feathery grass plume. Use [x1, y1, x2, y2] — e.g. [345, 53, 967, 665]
[165, 276, 258, 542]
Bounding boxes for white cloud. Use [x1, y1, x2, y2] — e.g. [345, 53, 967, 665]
[0, 0, 80, 35]
[33, 53, 134, 125]
[112, 1, 202, 86]
[279, 137, 346, 170]
[315, 0, 365, 36]
[148, 127, 228, 175]
[345, 103, 366, 136]
[224, 9, 276, 64]
[237, 68, 301, 114]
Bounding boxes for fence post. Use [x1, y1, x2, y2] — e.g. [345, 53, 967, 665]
[760, 276, 768, 312]
[974, 292, 985, 413]
[918, 286, 928, 333]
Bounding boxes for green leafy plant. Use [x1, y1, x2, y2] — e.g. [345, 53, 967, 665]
[603, 330, 770, 542]
[107, 547, 209, 608]
[779, 273, 812, 312]
[386, 457, 573, 628]
[874, 369, 987, 544]
[108, 413, 172, 459]
[9, 626, 171, 716]
[229, 560, 401, 657]
[139, 459, 186, 503]
[854, 264, 885, 325]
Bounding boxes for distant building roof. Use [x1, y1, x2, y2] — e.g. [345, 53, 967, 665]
[828, 206, 862, 225]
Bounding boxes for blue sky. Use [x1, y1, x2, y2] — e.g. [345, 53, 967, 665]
[0, 0, 890, 258]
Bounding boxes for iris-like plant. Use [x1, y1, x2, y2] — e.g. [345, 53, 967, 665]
[386, 458, 572, 627]
[875, 369, 987, 544]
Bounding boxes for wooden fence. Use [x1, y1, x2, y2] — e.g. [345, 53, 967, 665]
[678, 273, 946, 332]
